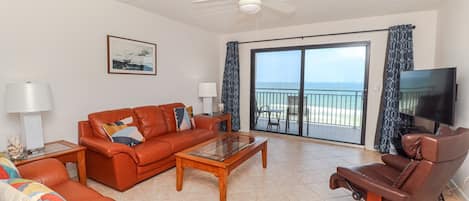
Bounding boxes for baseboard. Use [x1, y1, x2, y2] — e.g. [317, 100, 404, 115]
[450, 179, 469, 201]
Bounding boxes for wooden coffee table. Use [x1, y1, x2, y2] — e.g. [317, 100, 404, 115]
[175, 133, 267, 201]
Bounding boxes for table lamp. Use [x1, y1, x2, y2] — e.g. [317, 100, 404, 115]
[5, 82, 53, 154]
[198, 82, 217, 115]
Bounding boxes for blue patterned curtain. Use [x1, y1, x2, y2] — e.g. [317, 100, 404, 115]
[222, 41, 240, 131]
[375, 24, 414, 153]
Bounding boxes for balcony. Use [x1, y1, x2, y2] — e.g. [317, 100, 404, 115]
[254, 88, 364, 144]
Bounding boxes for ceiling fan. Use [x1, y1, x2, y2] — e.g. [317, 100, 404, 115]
[192, 0, 296, 15]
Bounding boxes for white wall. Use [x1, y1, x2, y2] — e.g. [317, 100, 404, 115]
[0, 0, 220, 150]
[435, 0, 469, 198]
[219, 11, 438, 150]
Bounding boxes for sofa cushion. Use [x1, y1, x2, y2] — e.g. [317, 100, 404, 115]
[89, 108, 139, 140]
[133, 140, 173, 166]
[133, 106, 169, 139]
[102, 117, 145, 147]
[0, 157, 20, 179]
[155, 132, 199, 152]
[159, 103, 185, 133]
[174, 107, 193, 132]
[1, 178, 66, 201]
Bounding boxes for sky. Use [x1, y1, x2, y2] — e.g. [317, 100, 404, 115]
[255, 46, 367, 88]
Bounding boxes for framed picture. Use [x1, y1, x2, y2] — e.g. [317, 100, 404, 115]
[107, 35, 157, 75]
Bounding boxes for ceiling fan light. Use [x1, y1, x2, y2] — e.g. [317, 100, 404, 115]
[239, 0, 262, 14]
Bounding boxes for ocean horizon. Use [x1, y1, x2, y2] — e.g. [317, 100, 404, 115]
[256, 82, 365, 91]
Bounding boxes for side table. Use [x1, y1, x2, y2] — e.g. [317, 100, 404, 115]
[199, 113, 232, 132]
[13, 140, 87, 185]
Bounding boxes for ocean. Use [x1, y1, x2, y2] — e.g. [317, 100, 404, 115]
[255, 82, 365, 127]
[256, 82, 365, 91]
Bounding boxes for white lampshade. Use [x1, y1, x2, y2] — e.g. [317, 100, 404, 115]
[198, 82, 217, 98]
[5, 82, 53, 113]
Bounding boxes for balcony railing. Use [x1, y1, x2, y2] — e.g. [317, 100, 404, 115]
[255, 88, 364, 128]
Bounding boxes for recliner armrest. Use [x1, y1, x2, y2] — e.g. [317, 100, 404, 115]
[402, 134, 435, 159]
[337, 167, 410, 201]
[194, 115, 220, 131]
[382, 154, 411, 171]
[80, 136, 139, 163]
[17, 158, 69, 187]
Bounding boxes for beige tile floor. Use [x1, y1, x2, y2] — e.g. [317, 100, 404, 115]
[88, 131, 464, 201]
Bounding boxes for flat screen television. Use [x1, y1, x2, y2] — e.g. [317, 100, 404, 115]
[399, 68, 457, 125]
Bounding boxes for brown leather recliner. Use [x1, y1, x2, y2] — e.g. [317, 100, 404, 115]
[330, 128, 469, 201]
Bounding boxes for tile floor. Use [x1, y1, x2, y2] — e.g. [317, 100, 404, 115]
[88, 131, 464, 201]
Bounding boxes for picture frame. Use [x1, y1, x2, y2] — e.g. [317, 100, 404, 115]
[107, 35, 157, 75]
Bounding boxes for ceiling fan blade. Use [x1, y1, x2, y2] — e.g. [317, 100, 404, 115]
[262, 1, 296, 14]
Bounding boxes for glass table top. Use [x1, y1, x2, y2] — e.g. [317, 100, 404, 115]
[189, 134, 255, 161]
[27, 143, 70, 158]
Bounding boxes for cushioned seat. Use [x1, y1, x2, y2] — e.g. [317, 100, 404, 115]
[133, 140, 173, 166]
[190, 128, 217, 144]
[338, 164, 400, 186]
[51, 181, 113, 201]
[155, 132, 200, 152]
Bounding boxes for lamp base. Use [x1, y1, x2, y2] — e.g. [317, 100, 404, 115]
[20, 112, 45, 151]
[202, 97, 213, 115]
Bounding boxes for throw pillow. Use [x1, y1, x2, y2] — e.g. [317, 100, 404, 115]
[174, 107, 193, 131]
[103, 117, 145, 147]
[186, 106, 196, 128]
[0, 178, 66, 201]
[0, 157, 20, 179]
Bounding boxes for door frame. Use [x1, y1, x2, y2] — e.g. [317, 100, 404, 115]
[250, 41, 370, 145]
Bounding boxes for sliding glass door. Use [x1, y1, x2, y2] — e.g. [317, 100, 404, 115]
[250, 42, 369, 144]
[252, 49, 302, 135]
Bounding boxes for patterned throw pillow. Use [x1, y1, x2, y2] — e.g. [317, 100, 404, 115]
[0, 157, 20, 179]
[174, 107, 194, 131]
[102, 117, 145, 147]
[186, 106, 196, 128]
[0, 178, 66, 201]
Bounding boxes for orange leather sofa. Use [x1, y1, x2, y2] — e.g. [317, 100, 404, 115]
[18, 158, 113, 201]
[78, 103, 219, 191]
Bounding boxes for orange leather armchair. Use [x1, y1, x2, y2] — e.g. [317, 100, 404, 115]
[330, 128, 469, 201]
[17, 158, 113, 201]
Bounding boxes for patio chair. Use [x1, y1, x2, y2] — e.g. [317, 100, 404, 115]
[254, 100, 268, 126]
[255, 100, 282, 132]
[285, 96, 309, 134]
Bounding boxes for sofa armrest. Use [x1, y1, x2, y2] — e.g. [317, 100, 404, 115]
[194, 115, 220, 131]
[381, 154, 411, 171]
[80, 137, 139, 163]
[337, 167, 410, 201]
[17, 158, 69, 187]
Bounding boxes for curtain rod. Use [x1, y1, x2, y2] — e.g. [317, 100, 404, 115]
[238, 25, 416, 45]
